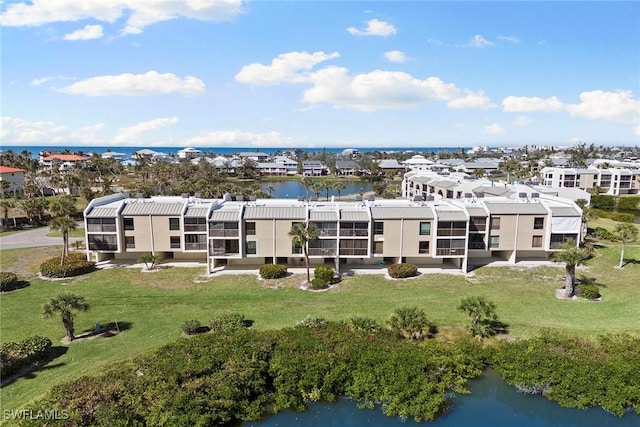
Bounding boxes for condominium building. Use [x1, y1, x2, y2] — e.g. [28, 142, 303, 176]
[84, 191, 583, 274]
[540, 166, 640, 195]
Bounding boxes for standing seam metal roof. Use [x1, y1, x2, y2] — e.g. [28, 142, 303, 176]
[549, 206, 581, 217]
[484, 203, 548, 215]
[86, 207, 118, 217]
[435, 210, 467, 221]
[184, 206, 210, 217]
[370, 206, 434, 219]
[340, 211, 369, 221]
[209, 210, 241, 221]
[121, 202, 184, 216]
[243, 206, 306, 219]
[310, 211, 338, 221]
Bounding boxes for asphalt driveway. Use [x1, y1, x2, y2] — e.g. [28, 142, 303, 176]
[0, 225, 84, 250]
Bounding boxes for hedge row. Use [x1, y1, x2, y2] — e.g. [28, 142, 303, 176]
[259, 264, 287, 279]
[40, 253, 96, 278]
[590, 195, 640, 212]
[388, 263, 418, 279]
[592, 209, 636, 223]
[0, 336, 52, 378]
[0, 272, 18, 292]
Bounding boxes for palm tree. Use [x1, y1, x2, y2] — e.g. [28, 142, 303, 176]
[614, 223, 638, 269]
[50, 215, 77, 265]
[551, 241, 591, 298]
[42, 292, 90, 341]
[458, 296, 499, 338]
[49, 195, 76, 218]
[0, 198, 15, 230]
[289, 221, 319, 284]
[331, 180, 346, 200]
[386, 306, 432, 340]
[300, 176, 312, 199]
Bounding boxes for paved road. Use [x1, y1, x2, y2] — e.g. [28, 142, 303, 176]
[0, 226, 84, 250]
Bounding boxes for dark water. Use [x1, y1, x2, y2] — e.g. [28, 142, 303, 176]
[243, 370, 639, 427]
[261, 181, 374, 199]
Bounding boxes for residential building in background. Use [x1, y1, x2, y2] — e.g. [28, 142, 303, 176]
[540, 166, 640, 195]
[0, 166, 27, 195]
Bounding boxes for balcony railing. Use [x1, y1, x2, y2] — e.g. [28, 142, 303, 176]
[437, 229, 466, 237]
[339, 229, 369, 237]
[308, 248, 337, 256]
[88, 243, 118, 251]
[468, 242, 486, 250]
[209, 229, 239, 237]
[339, 248, 368, 256]
[185, 243, 207, 251]
[209, 248, 240, 256]
[185, 225, 207, 232]
[87, 225, 117, 233]
[436, 248, 466, 256]
[318, 229, 338, 237]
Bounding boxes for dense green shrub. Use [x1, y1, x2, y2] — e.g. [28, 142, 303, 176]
[348, 316, 380, 333]
[617, 196, 640, 212]
[594, 227, 615, 240]
[40, 253, 95, 278]
[310, 277, 326, 289]
[296, 316, 328, 328]
[0, 271, 18, 292]
[209, 313, 246, 332]
[313, 266, 334, 288]
[259, 264, 287, 279]
[577, 284, 601, 300]
[593, 209, 636, 223]
[590, 195, 615, 210]
[181, 319, 202, 335]
[0, 336, 52, 378]
[388, 263, 418, 279]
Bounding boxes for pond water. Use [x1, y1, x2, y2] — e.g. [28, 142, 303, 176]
[261, 181, 373, 199]
[243, 370, 639, 427]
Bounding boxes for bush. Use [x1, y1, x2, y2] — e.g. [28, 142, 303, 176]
[181, 319, 202, 335]
[0, 336, 52, 378]
[259, 264, 287, 279]
[312, 266, 334, 288]
[388, 263, 418, 279]
[349, 316, 380, 333]
[296, 316, 328, 328]
[577, 284, 601, 300]
[617, 197, 640, 212]
[594, 227, 615, 241]
[0, 272, 18, 292]
[593, 209, 636, 223]
[590, 195, 615, 210]
[40, 253, 95, 278]
[209, 313, 246, 333]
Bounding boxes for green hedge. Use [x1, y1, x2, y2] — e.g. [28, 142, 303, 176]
[0, 271, 18, 292]
[259, 264, 287, 279]
[40, 253, 96, 278]
[312, 266, 334, 289]
[0, 336, 52, 378]
[388, 263, 418, 279]
[590, 195, 615, 210]
[209, 313, 246, 333]
[577, 284, 601, 300]
[617, 197, 640, 212]
[592, 209, 636, 223]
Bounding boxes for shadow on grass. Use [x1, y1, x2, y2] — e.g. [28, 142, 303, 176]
[78, 321, 133, 339]
[577, 276, 607, 288]
[0, 346, 68, 388]
[622, 258, 640, 267]
[490, 320, 510, 335]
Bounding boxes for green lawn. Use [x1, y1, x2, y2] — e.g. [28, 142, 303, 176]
[45, 227, 85, 238]
[1, 243, 639, 412]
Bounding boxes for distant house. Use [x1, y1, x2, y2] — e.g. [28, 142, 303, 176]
[302, 160, 327, 176]
[177, 147, 202, 160]
[378, 159, 407, 174]
[335, 160, 358, 176]
[273, 156, 299, 174]
[131, 149, 169, 163]
[0, 166, 27, 195]
[239, 152, 269, 162]
[39, 154, 91, 171]
[256, 162, 289, 176]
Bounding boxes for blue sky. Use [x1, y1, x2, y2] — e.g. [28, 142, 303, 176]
[1, 1, 639, 148]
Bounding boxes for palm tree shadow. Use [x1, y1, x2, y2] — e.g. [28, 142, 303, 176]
[1, 346, 68, 388]
[490, 320, 510, 335]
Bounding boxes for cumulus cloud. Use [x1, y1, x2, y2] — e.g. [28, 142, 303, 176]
[484, 123, 506, 134]
[235, 51, 339, 85]
[513, 116, 533, 126]
[383, 50, 408, 63]
[185, 130, 295, 147]
[502, 96, 564, 112]
[64, 24, 104, 40]
[0, 116, 104, 145]
[447, 90, 494, 109]
[347, 19, 396, 37]
[469, 34, 494, 48]
[30, 75, 76, 86]
[113, 117, 179, 144]
[0, 0, 244, 35]
[566, 90, 639, 124]
[59, 70, 206, 96]
[497, 35, 520, 44]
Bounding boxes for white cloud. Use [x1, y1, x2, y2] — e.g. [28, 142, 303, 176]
[0, 116, 104, 145]
[502, 96, 564, 112]
[497, 35, 520, 44]
[566, 90, 639, 125]
[347, 19, 396, 37]
[113, 117, 179, 144]
[427, 38, 443, 46]
[186, 130, 295, 147]
[469, 34, 494, 48]
[31, 77, 53, 86]
[447, 90, 494, 109]
[384, 50, 408, 63]
[0, 0, 244, 35]
[513, 116, 533, 126]
[484, 123, 506, 134]
[235, 51, 339, 85]
[59, 70, 206, 96]
[63, 24, 104, 40]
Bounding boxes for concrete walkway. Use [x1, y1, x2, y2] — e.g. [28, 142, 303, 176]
[0, 225, 84, 250]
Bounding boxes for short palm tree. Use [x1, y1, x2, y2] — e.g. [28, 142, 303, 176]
[0, 198, 15, 230]
[458, 296, 499, 338]
[48, 195, 77, 218]
[331, 180, 346, 200]
[289, 222, 319, 284]
[49, 215, 77, 265]
[614, 223, 638, 269]
[42, 292, 90, 341]
[551, 241, 591, 298]
[387, 306, 431, 340]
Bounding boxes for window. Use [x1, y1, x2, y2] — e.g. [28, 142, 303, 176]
[419, 222, 431, 235]
[532, 235, 543, 248]
[374, 241, 384, 254]
[88, 234, 117, 251]
[185, 234, 207, 250]
[125, 236, 135, 249]
[246, 241, 257, 255]
[534, 217, 544, 230]
[87, 218, 116, 233]
[419, 241, 430, 254]
[185, 217, 207, 232]
[246, 222, 256, 235]
[490, 217, 500, 230]
[170, 236, 180, 249]
[469, 217, 487, 232]
[374, 222, 384, 235]
[292, 243, 302, 254]
[169, 218, 180, 231]
[124, 218, 134, 231]
[489, 235, 500, 248]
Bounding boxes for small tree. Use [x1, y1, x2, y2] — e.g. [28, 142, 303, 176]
[42, 292, 89, 341]
[138, 253, 162, 270]
[289, 222, 319, 284]
[551, 240, 591, 298]
[387, 306, 432, 340]
[614, 223, 638, 269]
[49, 215, 77, 265]
[458, 296, 500, 338]
[0, 198, 15, 230]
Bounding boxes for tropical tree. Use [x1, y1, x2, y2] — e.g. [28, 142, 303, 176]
[551, 241, 591, 298]
[386, 306, 432, 340]
[42, 292, 90, 341]
[0, 198, 15, 230]
[49, 215, 77, 265]
[49, 195, 77, 218]
[331, 180, 346, 200]
[18, 197, 48, 225]
[138, 253, 163, 270]
[614, 223, 639, 269]
[300, 176, 312, 199]
[458, 296, 500, 338]
[310, 180, 324, 199]
[288, 221, 319, 284]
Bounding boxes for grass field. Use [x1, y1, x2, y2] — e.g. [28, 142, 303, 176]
[0, 240, 639, 413]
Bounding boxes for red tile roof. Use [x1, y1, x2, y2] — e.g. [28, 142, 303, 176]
[0, 166, 27, 174]
[42, 154, 90, 161]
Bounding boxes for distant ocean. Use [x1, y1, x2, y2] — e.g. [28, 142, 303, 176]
[1, 146, 473, 159]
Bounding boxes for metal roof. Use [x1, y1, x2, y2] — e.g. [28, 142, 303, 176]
[243, 206, 306, 219]
[484, 202, 548, 215]
[184, 206, 210, 217]
[340, 210, 369, 221]
[435, 210, 467, 221]
[209, 210, 240, 221]
[465, 206, 488, 217]
[310, 210, 338, 221]
[549, 206, 581, 217]
[86, 207, 118, 217]
[370, 206, 434, 219]
[121, 202, 184, 216]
